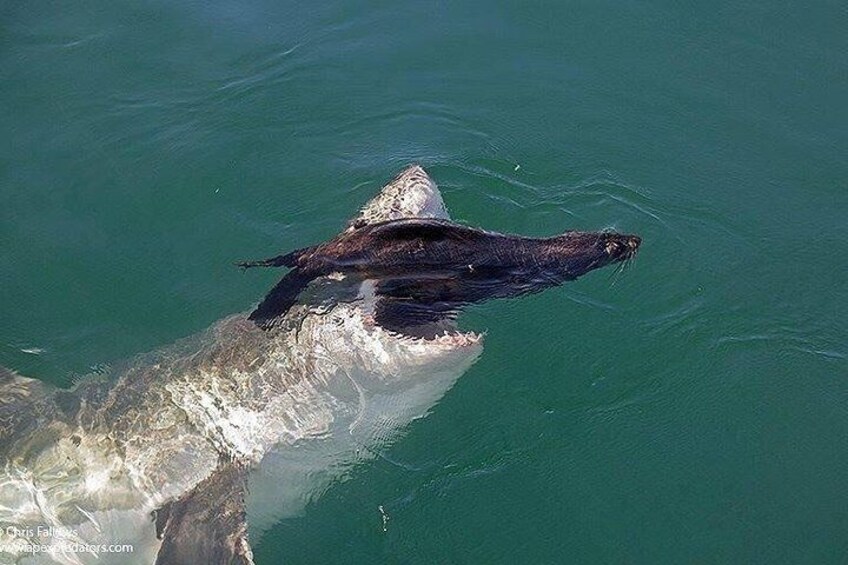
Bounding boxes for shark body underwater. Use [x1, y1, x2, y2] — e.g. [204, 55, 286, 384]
[0, 166, 640, 564]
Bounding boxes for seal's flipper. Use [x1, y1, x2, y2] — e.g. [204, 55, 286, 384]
[236, 245, 315, 270]
[345, 165, 450, 232]
[248, 269, 315, 328]
[0, 366, 47, 406]
[154, 464, 254, 565]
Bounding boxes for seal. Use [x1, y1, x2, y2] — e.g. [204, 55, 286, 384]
[239, 212, 639, 335]
[0, 166, 640, 565]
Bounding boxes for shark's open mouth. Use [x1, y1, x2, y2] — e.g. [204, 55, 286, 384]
[393, 325, 483, 346]
[372, 308, 481, 346]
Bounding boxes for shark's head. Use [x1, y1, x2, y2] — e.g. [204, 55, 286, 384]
[251, 165, 640, 397]
[273, 166, 485, 393]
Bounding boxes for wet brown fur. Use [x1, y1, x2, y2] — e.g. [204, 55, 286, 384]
[241, 218, 640, 331]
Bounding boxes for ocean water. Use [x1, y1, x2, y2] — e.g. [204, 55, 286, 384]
[1, 0, 846, 563]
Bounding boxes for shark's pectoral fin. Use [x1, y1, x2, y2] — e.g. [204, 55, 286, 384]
[0, 366, 55, 448]
[154, 463, 254, 565]
[248, 269, 315, 329]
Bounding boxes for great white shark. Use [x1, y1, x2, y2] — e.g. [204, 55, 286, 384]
[0, 166, 640, 564]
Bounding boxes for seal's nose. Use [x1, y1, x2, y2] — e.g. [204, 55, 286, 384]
[627, 235, 641, 251]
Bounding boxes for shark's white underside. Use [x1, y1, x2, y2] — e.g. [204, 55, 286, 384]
[0, 167, 483, 564]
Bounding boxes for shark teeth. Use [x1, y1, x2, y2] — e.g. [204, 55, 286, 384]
[384, 329, 482, 346]
[426, 330, 482, 346]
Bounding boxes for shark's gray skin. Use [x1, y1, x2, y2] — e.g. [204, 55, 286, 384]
[0, 166, 640, 565]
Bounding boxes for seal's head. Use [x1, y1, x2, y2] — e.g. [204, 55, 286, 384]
[543, 230, 641, 280]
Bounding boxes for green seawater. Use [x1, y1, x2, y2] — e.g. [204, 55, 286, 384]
[2, 1, 846, 563]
